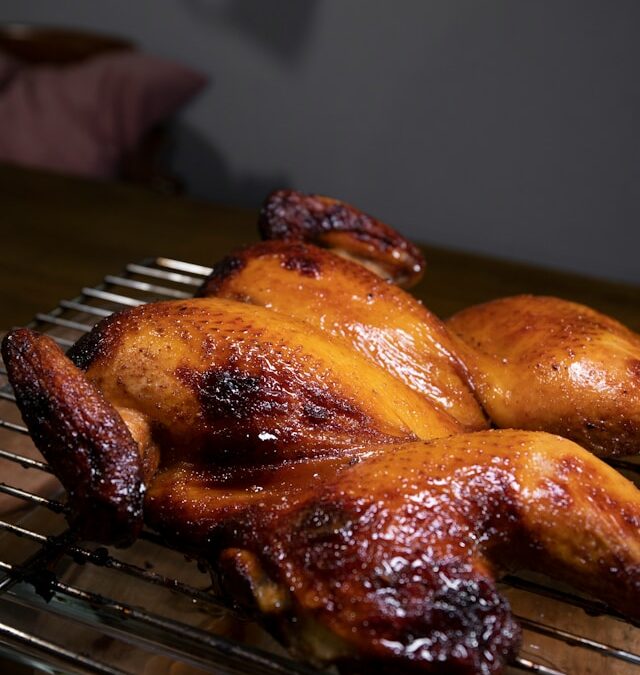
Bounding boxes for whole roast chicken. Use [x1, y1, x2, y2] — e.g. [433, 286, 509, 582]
[3, 190, 640, 675]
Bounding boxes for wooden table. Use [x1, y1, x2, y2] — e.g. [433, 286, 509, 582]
[2, 162, 639, 330]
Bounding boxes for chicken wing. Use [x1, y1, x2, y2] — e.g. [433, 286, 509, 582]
[258, 189, 425, 287]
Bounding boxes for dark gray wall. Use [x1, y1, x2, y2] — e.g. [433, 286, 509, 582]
[2, 1, 639, 283]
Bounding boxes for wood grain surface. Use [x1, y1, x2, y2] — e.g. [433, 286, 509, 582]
[1, 162, 639, 330]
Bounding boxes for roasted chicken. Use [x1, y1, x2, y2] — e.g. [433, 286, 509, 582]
[448, 295, 640, 457]
[4, 306, 640, 673]
[3, 190, 640, 674]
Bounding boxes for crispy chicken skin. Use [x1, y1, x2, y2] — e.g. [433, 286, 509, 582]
[198, 240, 487, 432]
[448, 295, 640, 456]
[4, 316, 640, 673]
[67, 297, 461, 463]
[258, 189, 425, 287]
[149, 430, 640, 673]
[1, 329, 144, 545]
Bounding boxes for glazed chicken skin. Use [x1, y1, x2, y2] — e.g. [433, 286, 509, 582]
[146, 430, 640, 674]
[2, 298, 460, 543]
[70, 297, 461, 462]
[199, 240, 487, 432]
[5, 314, 640, 674]
[448, 295, 640, 457]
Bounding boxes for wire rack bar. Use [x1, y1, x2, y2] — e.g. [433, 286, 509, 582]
[125, 263, 203, 287]
[59, 300, 114, 318]
[511, 656, 565, 675]
[81, 287, 145, 307]
[0, 483, 62, 511]
[0, 448, 50, 472]
[0, 419, 29, 435]
[0, 619, 129, 675]
[155, 257, 213, 277]
[35, 313, 93, 333]
[517, 616, 640, 666]
[103, 275, 191, 299]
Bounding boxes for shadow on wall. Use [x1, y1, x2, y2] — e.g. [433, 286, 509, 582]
[168, 123, 289, 205]
[185, 0, 320, 63]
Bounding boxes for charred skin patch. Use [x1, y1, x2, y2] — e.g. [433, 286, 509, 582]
[176, 366, 285, 420]
[174, 361, 384, 461]
[261, 494, 521, 674]
[281, 252, 321, 278]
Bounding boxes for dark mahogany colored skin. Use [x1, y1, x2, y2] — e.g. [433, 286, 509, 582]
[198, 240, 487, 432]
[146, 430, 640, 674]
[258, 189, 425, 288]
[1, 329, 143, 545]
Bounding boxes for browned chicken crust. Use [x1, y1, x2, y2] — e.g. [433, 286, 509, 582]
[448, 294, 640, 456]
[258, 189, 425, 287]
[198, 240, 487, 432]
[68, 298, 460, 464]
[148, 430, 640, 673]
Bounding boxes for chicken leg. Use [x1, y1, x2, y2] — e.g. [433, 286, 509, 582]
[146, 430, 640, 674]
[448, 295, 640, 456]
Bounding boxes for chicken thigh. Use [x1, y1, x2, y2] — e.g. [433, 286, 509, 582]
[448, 295, 640, 456]
[146, 430, 640, 674]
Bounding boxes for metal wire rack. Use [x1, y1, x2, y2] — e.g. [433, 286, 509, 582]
[0, 257, 639, 675]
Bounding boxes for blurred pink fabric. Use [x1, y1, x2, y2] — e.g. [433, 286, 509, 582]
[0, 51, 207, 177]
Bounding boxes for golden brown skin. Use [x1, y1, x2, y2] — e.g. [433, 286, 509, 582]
[448, 295, 640, 456]
[258, 189, 426, 287]
[146, 430, 640, 674]
[199, 240, 487, 432]
[5, 302, 640, 673]
[67, 297, 461, 463]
